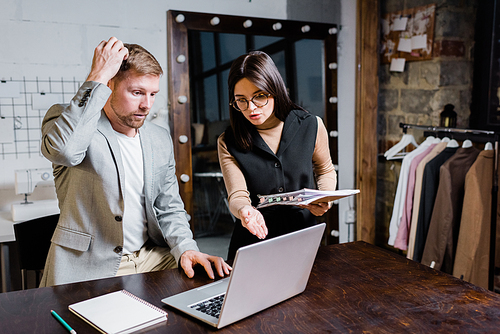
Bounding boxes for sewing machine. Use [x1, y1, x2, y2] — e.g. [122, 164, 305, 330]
[11, 168, 59, 222]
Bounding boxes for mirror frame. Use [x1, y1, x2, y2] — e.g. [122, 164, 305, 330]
[167, 10, 339, 242]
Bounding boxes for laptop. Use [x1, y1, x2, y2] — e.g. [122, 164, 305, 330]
[161, 223, 326, 329]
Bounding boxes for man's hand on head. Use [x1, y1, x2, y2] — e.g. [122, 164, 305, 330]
[180, 250, 232, 279]
[86, 37, 129, 85]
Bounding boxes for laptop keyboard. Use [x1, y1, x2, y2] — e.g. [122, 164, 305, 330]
[190, 293, 226, 319]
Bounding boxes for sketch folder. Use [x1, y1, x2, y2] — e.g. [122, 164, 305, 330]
[256, 188, 360, 208]
[68, 290, 167, 334]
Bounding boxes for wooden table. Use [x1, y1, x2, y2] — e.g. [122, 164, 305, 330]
[1, 241, 500, 333]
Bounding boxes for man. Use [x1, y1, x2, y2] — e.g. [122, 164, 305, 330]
[40, 37, 231, 287]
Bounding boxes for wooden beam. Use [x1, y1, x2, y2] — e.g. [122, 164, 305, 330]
[356, 0, 379, 243]
[167, 10, 340, 240]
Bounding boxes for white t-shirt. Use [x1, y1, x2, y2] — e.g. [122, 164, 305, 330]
[114, 129, 148, 254]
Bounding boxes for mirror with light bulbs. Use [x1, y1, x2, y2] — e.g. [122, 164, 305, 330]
[167, 10, 339, 242]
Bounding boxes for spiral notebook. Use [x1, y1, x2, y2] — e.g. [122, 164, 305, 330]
[69, 290, 167, 334]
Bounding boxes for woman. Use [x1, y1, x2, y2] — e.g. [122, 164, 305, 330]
[218, 51, 337, 260]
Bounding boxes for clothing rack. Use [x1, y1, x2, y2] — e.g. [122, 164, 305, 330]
[399, 123, 499, 291]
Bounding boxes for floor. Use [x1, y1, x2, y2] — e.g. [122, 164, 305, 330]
[191, 172, 234, 260]
[194, 214, 234, 261]
[196, 233, 232, 260]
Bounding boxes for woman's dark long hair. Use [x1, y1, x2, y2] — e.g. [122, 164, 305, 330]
[228, 51, 304, 150]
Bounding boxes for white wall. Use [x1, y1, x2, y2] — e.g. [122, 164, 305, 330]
[337, 0, 357, 242]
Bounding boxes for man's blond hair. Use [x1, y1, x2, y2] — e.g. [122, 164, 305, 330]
[113, 43, 163, 82]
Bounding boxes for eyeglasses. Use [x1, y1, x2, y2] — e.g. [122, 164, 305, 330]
[230, 93, 271, 111]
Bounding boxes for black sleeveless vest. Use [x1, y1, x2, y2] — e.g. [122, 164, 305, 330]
[224, 109, 318, 259]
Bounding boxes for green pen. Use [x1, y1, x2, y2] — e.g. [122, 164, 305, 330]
[51, 310, 77, 334]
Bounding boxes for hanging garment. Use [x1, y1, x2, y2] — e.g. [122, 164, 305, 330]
[407, 142, 448, 259]
[393, 143, 437, 250]
[420, 146, 480, 273]
[413, 146, 459, 262]
[453, 150, 499, 289]
[387, 137, 434, 246]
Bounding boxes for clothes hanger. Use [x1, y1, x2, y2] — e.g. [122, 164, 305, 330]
[445, 133, 459, 148]
[462, 139, 473, 148]
[418, 136, 436, 146]
[441, 137, 451, 143]
[384, 133, 419, 160]
[432, 137, 442, 143]
[484, 142, 493, 150]
[423, 135, 435, 143]
[447, 139, 459, 148]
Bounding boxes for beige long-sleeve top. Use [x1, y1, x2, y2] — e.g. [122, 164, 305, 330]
[217, 113, 337, 219]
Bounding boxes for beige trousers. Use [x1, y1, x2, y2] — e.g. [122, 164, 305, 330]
[116, 240, 177, 276]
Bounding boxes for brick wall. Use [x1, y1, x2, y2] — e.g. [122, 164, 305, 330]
[376, 0, 478, 248]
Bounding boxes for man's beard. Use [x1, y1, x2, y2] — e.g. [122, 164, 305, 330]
[116, 112, 147, 129]
[110, 98, 148, 129]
